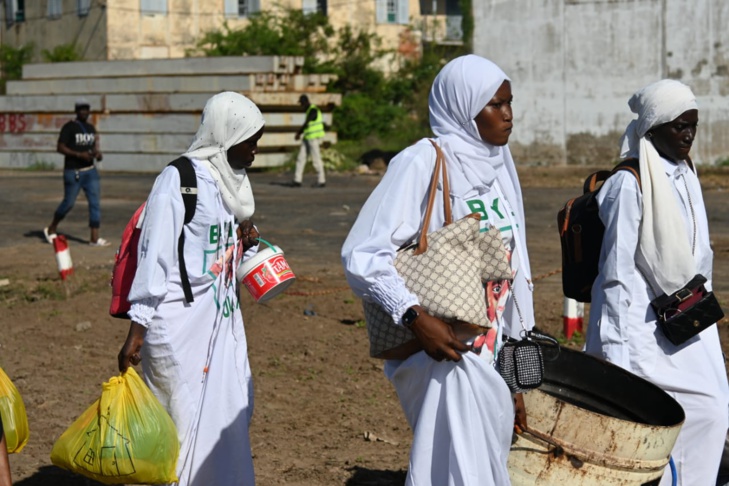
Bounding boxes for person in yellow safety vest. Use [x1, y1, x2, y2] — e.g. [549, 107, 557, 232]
[291, 94, 326, 188]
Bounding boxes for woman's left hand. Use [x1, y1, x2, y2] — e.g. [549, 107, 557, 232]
[238, 220, 259, 252]
[514, 393, 527, 432]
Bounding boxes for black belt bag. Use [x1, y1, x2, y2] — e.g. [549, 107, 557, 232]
[650, 274, 724, 346]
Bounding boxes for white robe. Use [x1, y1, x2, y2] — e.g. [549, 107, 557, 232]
[585, 157, 729, 485]
[129, 159, 256, 486]
[342, 139, 536, 485]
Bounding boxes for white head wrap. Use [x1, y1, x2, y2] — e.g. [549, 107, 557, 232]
[428, 55, 532, 286]
[184, 92, 265, 221]
[618, 80, 698, 294]
[429, 54, 511, 189]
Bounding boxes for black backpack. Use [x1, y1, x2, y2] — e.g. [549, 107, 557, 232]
[557, 159, 640, 302]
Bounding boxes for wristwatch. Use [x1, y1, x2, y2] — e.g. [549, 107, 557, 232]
[402, 307, 420, 328]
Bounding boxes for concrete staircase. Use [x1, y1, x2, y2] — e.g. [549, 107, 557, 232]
[0, 56, 340, 171]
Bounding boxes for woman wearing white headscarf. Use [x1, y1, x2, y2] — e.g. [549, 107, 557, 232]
[342, 55, 535, 485]
[585, 80, 729, 485]
[118, 92, 265, 485]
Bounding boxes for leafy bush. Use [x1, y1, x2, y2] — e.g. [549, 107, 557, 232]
[191, 7, 467, 158]
[42, 43, 83, 63]
[190, 10, 334, 73]
[0, 43, 34, 94]
[26, 160, 56, 171]
[334, 94, 409, 142]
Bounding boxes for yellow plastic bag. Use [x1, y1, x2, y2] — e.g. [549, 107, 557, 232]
[50, 368, 179, 485]
[0, 367, 29, 454]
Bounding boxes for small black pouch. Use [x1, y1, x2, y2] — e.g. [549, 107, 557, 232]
[650, 274, 724, 346]
[497, 331, 558, 393]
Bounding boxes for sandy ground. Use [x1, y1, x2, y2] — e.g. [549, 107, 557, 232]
[1, 166, 728, 485]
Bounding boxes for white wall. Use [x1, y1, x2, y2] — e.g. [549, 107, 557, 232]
[474, 0, 729, 165]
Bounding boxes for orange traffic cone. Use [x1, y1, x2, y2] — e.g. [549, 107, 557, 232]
[52, 235, 74, 281]
[563, 297, 584, 339]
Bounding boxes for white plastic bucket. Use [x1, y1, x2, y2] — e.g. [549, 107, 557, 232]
[237, 240, 295, 303]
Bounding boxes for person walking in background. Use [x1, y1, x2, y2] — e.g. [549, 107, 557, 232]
[118, 92, 264, 486]
[585, 79, 729, 485]
[291, 94, 326, 188]
[43, 98, 107, 246]
[342, 55, 536, 485]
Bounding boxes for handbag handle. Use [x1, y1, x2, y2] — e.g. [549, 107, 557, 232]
[414, 140, 452, 255]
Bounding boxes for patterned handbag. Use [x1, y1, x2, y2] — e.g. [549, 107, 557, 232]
[364, 140, 512, 359]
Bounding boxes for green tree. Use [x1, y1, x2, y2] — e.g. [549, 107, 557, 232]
[327, 26, 387, 96]
[190, 10, 334, 73]
[190, 7, 458, 145]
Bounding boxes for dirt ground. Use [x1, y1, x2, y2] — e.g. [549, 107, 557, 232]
[1, 165, 729, 485]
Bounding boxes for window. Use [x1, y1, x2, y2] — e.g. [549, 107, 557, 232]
[5, 0, 25, 26]
[48, 0, 62, 20]
[78, 0, 91, 17]
[140, 0, 167, 15]
[302, 0, 326, 15]
[376, 0, 408, 25]
[387, 0, 396, 22]
[225, 0, 259, 17]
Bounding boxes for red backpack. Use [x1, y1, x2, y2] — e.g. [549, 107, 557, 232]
[110, 157, 198, 318]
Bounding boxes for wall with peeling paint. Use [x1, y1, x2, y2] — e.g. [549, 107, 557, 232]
[474, 0, 729, 165]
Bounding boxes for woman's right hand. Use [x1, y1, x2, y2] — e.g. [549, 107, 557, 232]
[118, 322, 147, 373]
[408, 307, 470, 362]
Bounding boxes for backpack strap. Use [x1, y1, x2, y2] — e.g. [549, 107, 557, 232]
[168, 157, 197, 304]
[612, 158, 641, 190]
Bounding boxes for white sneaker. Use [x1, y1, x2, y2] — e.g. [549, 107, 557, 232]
[43, 227, 56, 244]
[89, 237, 110, 247]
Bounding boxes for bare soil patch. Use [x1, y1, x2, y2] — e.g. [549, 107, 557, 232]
[1, 167, 728, 485]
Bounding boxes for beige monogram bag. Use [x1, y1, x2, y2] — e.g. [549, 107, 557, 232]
[364, 140, 512, 359]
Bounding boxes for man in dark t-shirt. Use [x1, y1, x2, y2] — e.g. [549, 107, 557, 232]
[44, 99, 109, 246]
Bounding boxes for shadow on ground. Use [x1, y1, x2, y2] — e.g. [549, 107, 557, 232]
[24, 229, 88, 246]
[14, 466, 104, 486]
[346, 466, 406, 485]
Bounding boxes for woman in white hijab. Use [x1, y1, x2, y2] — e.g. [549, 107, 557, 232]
[585, 80, 729, 485]
[118, 92, 265, 485]
[342, 55, 536, 485]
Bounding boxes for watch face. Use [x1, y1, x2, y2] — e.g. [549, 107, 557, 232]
[403, 308, 418, 326]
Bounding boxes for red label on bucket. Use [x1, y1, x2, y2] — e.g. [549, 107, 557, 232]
[242, 252, 295, 302]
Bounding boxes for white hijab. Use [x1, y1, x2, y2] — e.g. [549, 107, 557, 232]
[184, 92, 265, 221]
[429, 54, 511, 190]
[618, 79, 698, 295]
[428, 55, 531, 283]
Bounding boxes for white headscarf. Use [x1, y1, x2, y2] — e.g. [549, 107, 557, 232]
[429, 55, 511, 190]
[428, 55, 532, 286]
[618, 80, 698, 294]
[184, 92, 265, 221]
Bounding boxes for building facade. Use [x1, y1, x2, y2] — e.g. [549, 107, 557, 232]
[474, 0, 729, 165]
[1, 0, 461, 64]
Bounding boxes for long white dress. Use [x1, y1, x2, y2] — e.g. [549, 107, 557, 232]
[128, 159, 256, 486]
[343, 139, 536, 486]
[585, 157, 729, 485]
